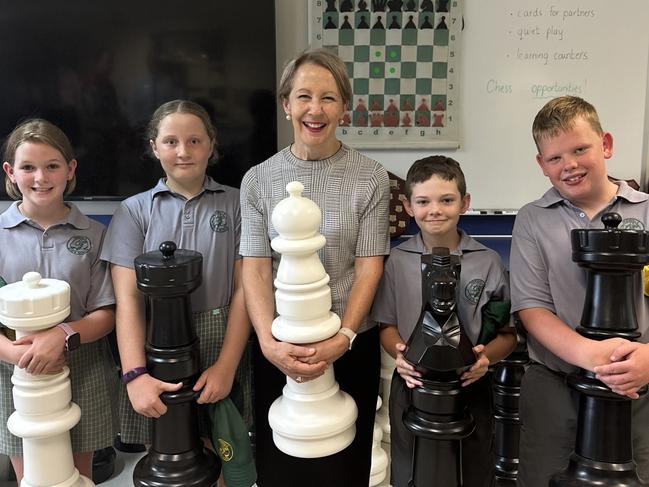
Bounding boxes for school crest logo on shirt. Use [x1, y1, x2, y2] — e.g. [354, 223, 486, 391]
[619, 218, 645, 230]
[217, 438, 233, 462]
[465, 279, 485, 304]
[210, 210, 229, 233]
[67, 236, 91, 255]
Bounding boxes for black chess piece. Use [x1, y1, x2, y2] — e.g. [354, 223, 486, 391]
[420, 15, 433, 28]
[404, 15, 417, 28]
[405, 0, 417, 10]
[324, 15, 337, 29]
[437, 0, 450, 12]
[550, 213, 649, 487]
[388, 14, 401, 28]
[358, 0, 368, 11]
[403, 248, 476, 487]
[372, 0, 388, 11]
[325, 0, 337, 12]
[358, 15, 370, 28]
[493, 322, 529, 486]
[341, 15, 353, 28]
[340, 0, 354, 11]
[436, 15, 448, 29]
[420, 0, 434, 12]
[92, 446, 116, 484]
[387, 0, 404, 11]
[372, 15, 385, 28]
[132, 241, 220, 487]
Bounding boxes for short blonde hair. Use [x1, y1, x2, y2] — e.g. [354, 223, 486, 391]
[532, 96, 603, 151]
[3, 119, 76, 200]
[278, 48, 352, 109]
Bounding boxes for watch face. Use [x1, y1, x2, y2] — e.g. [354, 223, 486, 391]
[67, 332, 81, 351]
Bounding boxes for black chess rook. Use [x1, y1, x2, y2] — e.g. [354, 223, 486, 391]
[133, 241, 220, 487]
[551, 213, 649, 486]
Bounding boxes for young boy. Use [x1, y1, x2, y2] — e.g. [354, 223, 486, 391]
[510, 95, 649, 487]
[371, 155, 516, 487]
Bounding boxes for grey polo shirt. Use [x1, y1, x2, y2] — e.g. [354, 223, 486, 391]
[240, 145, 390, 333]
[0, 202, 115, 320]
[371, 230, 511, 344]
[101, 177, 240, 312]
[510, 181, 649, 374]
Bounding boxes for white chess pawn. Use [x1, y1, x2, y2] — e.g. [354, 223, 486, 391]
[376, 345, 396, 442]
[370, 396, 389, 486]
[0, 272, 93, 487]
[267, 181, 358, 458]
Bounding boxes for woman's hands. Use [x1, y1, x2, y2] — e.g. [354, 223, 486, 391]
[260, 337, 328, 383]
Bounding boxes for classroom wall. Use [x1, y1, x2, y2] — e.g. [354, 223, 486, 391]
[3, 0, 647, 215]
[275, 0, 649, 210]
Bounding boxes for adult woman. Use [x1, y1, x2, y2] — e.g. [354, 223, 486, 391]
[240, 49, 390, 486]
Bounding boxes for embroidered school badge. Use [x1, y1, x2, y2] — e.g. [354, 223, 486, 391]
[464, 278, 485, 304]
[210, 210, 229, 233]
[66, 236, 91, 255]
[217, 438, 233, 462]
[619, 218, 645, 230]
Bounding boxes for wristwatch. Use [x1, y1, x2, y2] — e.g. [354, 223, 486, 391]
[56, 323, 80, 351]
[337, 327, 357, 351]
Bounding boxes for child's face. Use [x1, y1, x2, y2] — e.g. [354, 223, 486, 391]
[535, 116, 613, 206]
[404, 175, 470, 241]
[150, 113, 214, 191]
[2, 142, 75, 209]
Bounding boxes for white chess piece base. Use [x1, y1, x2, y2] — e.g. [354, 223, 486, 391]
[268, 369, 357, 458]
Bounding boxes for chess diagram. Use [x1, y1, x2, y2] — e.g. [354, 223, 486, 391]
[310, 0, 462, 149]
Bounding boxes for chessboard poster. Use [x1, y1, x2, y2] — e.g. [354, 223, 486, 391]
[310, 0, 461, 149]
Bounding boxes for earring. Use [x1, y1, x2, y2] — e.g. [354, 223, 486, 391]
[285, 114, 291, 121]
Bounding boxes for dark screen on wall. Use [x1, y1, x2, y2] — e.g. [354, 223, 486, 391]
[0, 1, 277, 199]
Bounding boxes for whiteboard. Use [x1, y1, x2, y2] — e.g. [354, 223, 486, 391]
[365, 0, 649, 210]
[274, 0, 649, 211]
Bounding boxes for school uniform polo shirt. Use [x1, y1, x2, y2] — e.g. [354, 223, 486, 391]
[101, 177, 240, 312]
[371, 230, 511, 344]
[0, 202, 115, 320]
[510, 181, 649, 374]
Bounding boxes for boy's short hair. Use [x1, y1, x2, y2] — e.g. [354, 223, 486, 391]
[532, 96, 603, 151]
[405, 155, 466, 199]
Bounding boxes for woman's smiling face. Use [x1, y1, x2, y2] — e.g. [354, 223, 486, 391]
[283, 63, 345, 160]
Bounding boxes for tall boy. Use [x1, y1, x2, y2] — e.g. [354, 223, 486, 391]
[371, 156, 516, 487]
[510, 95, 649, 486]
